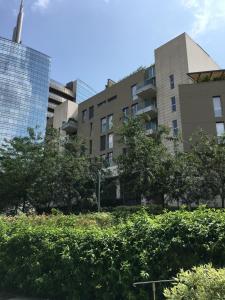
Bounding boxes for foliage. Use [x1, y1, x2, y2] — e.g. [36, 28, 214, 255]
[1, 208, 225, 299]
[0, 128, 101, 213]
[164, 264, 225, 299]
[117, 118, 173, 205]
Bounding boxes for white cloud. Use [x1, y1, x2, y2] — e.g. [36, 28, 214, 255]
[32, 0, 50, 11]
[181, 0, 225, 37]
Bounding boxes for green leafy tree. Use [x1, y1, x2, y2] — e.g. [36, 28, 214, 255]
[0, 128, 43, 213]
[117, 117, 172, 205]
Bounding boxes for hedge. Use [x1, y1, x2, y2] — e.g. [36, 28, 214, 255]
[164, 264, 225, 299]
[1, 208, 225, 299]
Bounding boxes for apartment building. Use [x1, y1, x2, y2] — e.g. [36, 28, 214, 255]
[52, 33, 225, 165]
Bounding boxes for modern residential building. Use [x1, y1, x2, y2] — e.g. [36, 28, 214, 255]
[47, 79, 96, 133]
[73, 33, 223, 164]
[0, 1, 50, 144]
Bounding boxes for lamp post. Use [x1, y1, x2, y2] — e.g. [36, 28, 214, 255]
[97, 170, 101, 212]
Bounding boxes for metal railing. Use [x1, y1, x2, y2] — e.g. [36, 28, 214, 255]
[133, 279, 175, 300]
[137, 77, 156, 91]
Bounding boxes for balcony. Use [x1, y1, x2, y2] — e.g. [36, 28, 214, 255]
[62, 118, 78, 134]
[136, 78, 156, 98]
[136, 104, 157, 117]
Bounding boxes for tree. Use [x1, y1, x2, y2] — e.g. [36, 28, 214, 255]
[190, 131, 225, 208]
[117, 117, 173, 205]
[0, 128, 43, 212]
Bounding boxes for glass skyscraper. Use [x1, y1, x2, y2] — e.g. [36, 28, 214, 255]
[0, 37, 50, 144]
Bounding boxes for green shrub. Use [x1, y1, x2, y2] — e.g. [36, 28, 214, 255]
[164, 264, 225, 299]
[1, 208, 225, 299]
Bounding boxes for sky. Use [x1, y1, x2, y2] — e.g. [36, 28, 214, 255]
[0, 0, 225, 92]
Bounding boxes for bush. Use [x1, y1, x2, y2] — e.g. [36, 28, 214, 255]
[1, 208, 225, 299]
[164, 264, 225, 299]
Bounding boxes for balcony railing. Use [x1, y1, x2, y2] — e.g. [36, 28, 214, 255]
[136, 104, 157, 116]
[136, 77, 156, 98]
[62, 118, 78, 134]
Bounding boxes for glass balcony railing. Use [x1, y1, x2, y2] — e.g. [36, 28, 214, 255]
[137, 77, 156, 90]
[62, 118, 78, 134]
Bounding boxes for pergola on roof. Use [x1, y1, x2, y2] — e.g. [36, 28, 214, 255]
[187, 69, 225, 83]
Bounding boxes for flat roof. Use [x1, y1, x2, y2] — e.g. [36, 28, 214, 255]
[187, 69, 225, 82]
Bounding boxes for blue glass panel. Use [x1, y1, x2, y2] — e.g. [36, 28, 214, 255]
[0, 37, 50, 144]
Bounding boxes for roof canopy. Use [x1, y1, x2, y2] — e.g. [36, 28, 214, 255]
[187, 69, 225, 83]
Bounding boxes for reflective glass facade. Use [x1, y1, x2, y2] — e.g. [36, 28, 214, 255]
[76, 79, 96, 104]
[0, 37, 50, 144]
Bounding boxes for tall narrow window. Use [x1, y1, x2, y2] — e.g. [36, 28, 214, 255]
[171, 96, 176, 112]
[213, 96, 222, 117]
[108, 133, 113, 149]
[216, 122, 225, 137]
[169, 74, 175, 89]
[172, 120, 178, 136]
[89, 106, 94, 119]
[131, 84, 138, 101]
[89, 140, 92, 155]
[131, 103, 138, 116]
[101, 117, 107, 133]
[108, 114, 113, 130]
[90, 122, 93, 136]
[107, 152, 113, 167]
[100, 135, 106, 151]
[122, 107, 129, 121]
[82, 109, 87, 122]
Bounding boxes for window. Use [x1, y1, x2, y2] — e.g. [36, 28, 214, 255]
[108, 114, 113, 130]
[131, 84, 138, 101]
[89, 106, 94, 119]
[101, 117, 107, 133]
[108, 95, 117, 102]
[131, 103, 138, 116]
[169, 74, 175, 89]
[216, 122, 225, 137]
[107, 152, 113, 167]
[100, 135, 106, 151]
[172, 120, 178, 136]
[90, 122, 93, 136]
[213, 96, 222, 117]
[98, 100, 106, 107]
[89, 140, 92, 155]
[82, 109, 87, 122]
[108, 133, 113, 149]
[123, 107, 129, 117]
[171, 96, 176, 112]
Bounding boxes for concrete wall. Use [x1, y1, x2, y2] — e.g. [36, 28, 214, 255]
[155, 32, 221, 151]
[53, 100, 78, 136]
[179, 80, 225, 150]
[77, 70, 146, 158]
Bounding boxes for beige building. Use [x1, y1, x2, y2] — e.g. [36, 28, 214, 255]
[51, 33, 225, 165]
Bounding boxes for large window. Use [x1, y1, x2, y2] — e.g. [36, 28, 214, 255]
[131, 84, 138, 101]
[101, 117, 107, 133]
[108, 114, 113, 130]
[131, 103, 138, 116]
[100, 135, 106, 151]
[122, 107, 129, 120]
[216, 122, 225, 137]
[213, 96, 222, 117]
[82, 109, 87, 122]
[107, 152, 113, 167]
[108, 133, 113, 149]
[90, 122, 93, 136]
[172, 120, 178, 136]
[169, 74, 175, 89]
[171, 96, 176, 112]
[89, 106, 94, 119]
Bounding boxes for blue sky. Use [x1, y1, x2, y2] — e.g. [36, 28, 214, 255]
[1, 0, 225, 92]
